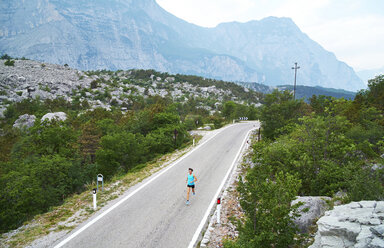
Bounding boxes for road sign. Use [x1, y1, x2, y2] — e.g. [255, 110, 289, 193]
[97, 174, 104, 192]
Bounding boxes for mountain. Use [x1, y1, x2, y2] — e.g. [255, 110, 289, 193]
[276, 85, 356, 101]
[0, 0, 365, 91]
[357, 67, 384, 85]
[236, 81, 356, 101]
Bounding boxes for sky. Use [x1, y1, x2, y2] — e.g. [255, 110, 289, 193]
[156, 0, 384, 72]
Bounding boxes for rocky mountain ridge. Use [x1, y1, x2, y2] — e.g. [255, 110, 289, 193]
[0, 0, 364, 91]
[0, 59, 261, 118]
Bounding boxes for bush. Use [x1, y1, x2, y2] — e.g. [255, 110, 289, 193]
[225, 166, 302, 248]
[96, 132, 145, 177]
[90, 80, 99, 89]
[0, 155, 84, 233]
[4, 59, 15, 66]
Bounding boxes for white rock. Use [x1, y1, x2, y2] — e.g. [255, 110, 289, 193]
[370, 225, 384, 238]
[360, 201, 377, 208]
[310, 201, 384, 248]
[369, 219, 381, 225]
[375, 202, 384, 213]
[291, 196, 331, 233]
[201, 238, 209, 245]
[13, 114, 36, 129]
[165, 77, 175, 82]
[41, 112, 67, 122]
[370, 237, 384, 247]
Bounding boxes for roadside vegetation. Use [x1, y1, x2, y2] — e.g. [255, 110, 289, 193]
[225, 75, 384, 247]
[0, 73, 259, 235]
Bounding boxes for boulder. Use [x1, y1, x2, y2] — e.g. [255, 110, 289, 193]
[291, 196, 331, 233]
[203, 126, 212, 130]
[41, 112, 67, 122]
[165, 77, 175, 82]
[309, 201, 384, 248]
[13, 114, 36, 129]
[0, 107, 6, 118]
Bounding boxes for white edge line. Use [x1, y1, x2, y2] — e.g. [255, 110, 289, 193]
[187, 126, 255, 248]
[53, 124, 238, 248]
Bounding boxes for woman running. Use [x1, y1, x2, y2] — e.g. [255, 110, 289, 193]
[186, 168, 197, 205]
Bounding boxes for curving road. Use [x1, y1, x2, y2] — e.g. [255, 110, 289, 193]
[54, 122, 257, 248]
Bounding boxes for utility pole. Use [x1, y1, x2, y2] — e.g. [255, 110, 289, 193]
[292, 62, 300, 100]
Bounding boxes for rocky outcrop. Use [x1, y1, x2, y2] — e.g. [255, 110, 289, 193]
[13, 114, 36, 129]
[309, 201, 384, 248]
[41, 112, 67, 122]
[1, 60, 254, 116]
[292, 196, 331, 233]
[0, 60, 91, 104]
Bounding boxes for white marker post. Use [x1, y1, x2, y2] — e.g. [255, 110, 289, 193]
[93, 188, 97, 210]
[217, 197, 221, 224]
[193, 138, 195, 146]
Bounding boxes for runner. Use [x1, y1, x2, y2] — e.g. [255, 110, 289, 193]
[186, 168, 197, 205]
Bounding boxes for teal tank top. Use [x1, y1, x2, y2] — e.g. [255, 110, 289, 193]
[187, 173, 195, 185]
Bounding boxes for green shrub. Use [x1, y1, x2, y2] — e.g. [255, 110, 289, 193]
[225, 166, 302, 248]
[4, 59, 15, 66]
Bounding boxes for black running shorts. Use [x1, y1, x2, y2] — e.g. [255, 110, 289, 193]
[187, 184, 195, 188]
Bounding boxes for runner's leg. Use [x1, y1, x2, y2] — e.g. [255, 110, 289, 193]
[187, 186, 190, 201]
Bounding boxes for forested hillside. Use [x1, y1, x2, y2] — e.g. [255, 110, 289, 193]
[236, 81, 357, 101]
[225, 75, 384, 247]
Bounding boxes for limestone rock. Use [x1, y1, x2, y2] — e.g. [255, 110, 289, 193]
[309, 201, 384, 248]
[291, 196, 331, 233]
[41, 112, 67, 122]
[13, 114, 36, 129]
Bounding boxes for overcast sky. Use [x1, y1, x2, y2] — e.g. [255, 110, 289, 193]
[156, 0, 384, 71]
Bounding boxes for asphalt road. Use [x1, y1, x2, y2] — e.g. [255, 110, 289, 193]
[54, 122, 257, 248]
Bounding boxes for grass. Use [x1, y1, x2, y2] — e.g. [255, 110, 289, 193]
[0, 135, 203, 248]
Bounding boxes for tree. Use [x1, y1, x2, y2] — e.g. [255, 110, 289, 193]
[79, 122, 102, 163]
[152, 112, 180, 128]
[96, 132, 144, 177]
[365, 75, 384, 111]
[225, 166, 302, 248]
[223, 101, 237, 120]
[0, 155, 83, 233]
[260, 90, 309, 140]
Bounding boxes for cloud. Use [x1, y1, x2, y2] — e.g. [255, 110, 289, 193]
[307, 15, 384, 70]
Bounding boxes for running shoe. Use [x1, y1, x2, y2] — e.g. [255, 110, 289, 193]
[186, 200, 190, 205]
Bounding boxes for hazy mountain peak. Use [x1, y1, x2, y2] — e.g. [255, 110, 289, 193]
[0, 0, 365, 91]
